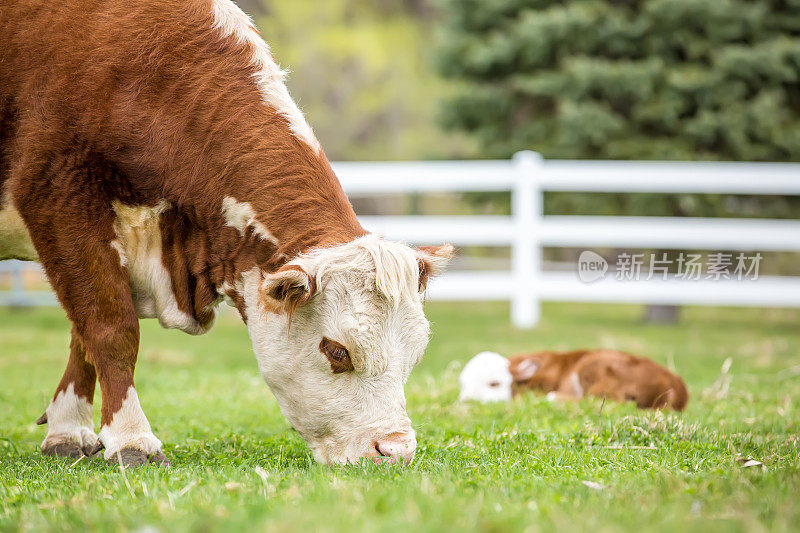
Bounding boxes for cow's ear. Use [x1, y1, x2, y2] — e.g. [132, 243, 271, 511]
[260, 265, 316, 316]
[510, 358, 539, 382]
[416, 244, 454, 292]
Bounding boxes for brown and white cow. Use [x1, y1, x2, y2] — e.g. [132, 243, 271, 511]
[0, 0, 452, 465]
[508, 350, 689, 410]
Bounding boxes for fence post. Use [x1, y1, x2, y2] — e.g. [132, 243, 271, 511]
[511, 151, 543, 328]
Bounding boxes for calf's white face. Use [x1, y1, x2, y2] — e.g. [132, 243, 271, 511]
[459, 351, 513, 403]
[241, 236, 451, 464]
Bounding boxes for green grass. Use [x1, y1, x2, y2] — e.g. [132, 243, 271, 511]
[1, 302, 799, 532]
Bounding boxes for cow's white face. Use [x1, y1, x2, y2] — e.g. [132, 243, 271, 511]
[240, 236, 452, 464]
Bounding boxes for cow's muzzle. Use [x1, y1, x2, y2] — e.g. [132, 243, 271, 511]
[371, 431, 416, 465]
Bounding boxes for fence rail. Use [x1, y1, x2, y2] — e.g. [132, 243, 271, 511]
[336, 152, 800, 327]
[0, 261, 54, 307]
[357, 215, 800, 251]
[2, 152, 799, 327]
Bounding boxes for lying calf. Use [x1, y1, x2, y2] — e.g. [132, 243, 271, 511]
[508, 350, 689, 410]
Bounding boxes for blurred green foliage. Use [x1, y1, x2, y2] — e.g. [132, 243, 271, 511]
[438, 0, 800, 162]
[255, 0, 475, 160]
[437, 0, 800, 218]
[248, 1, 799, 219]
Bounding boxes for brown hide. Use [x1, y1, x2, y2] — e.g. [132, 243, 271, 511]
[0, 0, 367, 327]
[508, 350, 689, 411]
[0, 0, 365, 427]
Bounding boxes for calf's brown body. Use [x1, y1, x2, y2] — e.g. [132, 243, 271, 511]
[508, 350, 689, 410]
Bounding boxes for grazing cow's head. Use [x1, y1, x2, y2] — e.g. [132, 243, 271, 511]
[240, 235, 452, 464]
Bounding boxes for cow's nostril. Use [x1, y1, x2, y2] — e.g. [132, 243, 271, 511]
[373, 434, 416, 465]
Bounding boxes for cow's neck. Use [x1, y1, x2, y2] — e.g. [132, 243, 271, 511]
[104, 6, 369, 331]
[153, 136, 365, 328]
[231, 143, 366, 259]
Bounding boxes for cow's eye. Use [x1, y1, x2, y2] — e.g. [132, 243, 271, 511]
[489, 381, 501, 388]
[319, 337, 354, 374]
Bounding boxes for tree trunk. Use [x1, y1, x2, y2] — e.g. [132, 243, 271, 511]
[644, 304, 680, 324]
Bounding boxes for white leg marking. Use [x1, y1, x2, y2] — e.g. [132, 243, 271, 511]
[211, 0, 321, 152]
[41, 384, 98, 453]
[97, 386, 163, 460]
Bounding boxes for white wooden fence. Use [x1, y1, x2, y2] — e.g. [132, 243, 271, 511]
[334, 152, 800, 327]
[2, 151, 800, 327]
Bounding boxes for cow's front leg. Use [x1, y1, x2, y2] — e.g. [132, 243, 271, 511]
[12, 150, 167, 466]
[64, 276, 166, 465]
[95, 380, 167, 466]
[38, 328, 99, 458]
[82, 278, 167, 466]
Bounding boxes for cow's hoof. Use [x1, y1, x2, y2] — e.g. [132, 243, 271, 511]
[42, 440, 84, 459]
[149, 450, 169, 465]
[41, 430, 99, 459]
[107, 447, 169, 467]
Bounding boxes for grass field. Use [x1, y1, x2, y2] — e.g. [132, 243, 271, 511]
[1, 302, 799, 532]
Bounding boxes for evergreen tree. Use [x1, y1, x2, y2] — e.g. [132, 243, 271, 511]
[256, 0, 471, 161]
[437, 0, 800, 321]
[438, 0, 800, 164]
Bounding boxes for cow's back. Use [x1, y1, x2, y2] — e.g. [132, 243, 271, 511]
[1, 0, 109, 260]
[1, 0, 97, 133]
[0, 0, 256, 261]
[0, 0, 250, 192]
